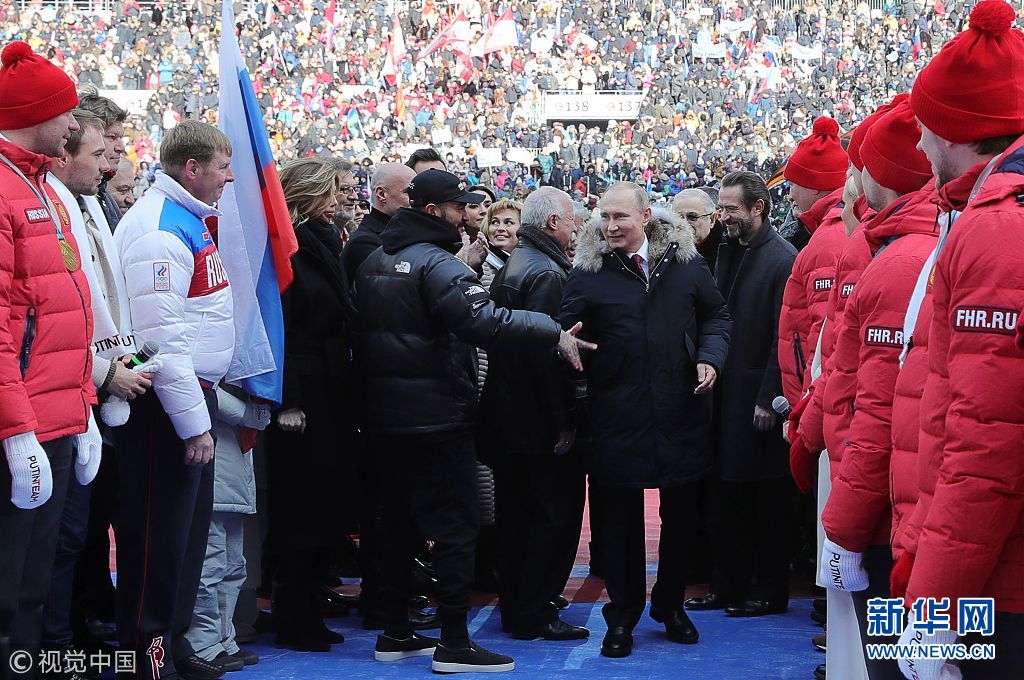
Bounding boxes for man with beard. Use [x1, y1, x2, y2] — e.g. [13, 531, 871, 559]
[44, 109, 153, 664]
[709, 171, 798, 618]
[77, 88, 128, 231]
[354, 169, 593, 673]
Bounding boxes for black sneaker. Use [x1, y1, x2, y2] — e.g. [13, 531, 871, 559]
[210, 651, 244, 672]
[374, 633, 439, 661]
[176, 654, 226, 680]
[431, 641, 514, 673]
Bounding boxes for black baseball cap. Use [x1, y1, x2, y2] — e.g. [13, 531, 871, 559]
[407, 169, 485, 207]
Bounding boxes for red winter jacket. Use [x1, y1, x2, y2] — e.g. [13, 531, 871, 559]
[779, 188, 846, 406]
[0, 138, 95, 443]
[819, 192, 925, 462]
[796, 224, 872, 453]
[821, 185, 939, 552]
[906, 138, 1024, 615]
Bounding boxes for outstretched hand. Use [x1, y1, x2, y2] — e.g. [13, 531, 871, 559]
[556, 321, 597, 371]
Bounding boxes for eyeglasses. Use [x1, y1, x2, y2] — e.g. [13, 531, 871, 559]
[684, 211, 715, 222]
[338, 184, 359, 194]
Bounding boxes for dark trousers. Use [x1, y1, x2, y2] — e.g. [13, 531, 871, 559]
[598, 482, 700, 630]
[493, 452, 585, 632]
[115, 391, 215, 679]
[962, 612, 1024, 679]
[271, 546, 329, 636]
[0, 437, 73, 680]
[851, 545, 902, 680]
[41, 454, 94, 648]
[375, 432, 479, 645]
[710, 477, 794, 603]
[74, 442, 118, 625]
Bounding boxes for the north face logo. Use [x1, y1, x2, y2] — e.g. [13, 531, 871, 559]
[953, 306, 1018, 335]
[395, 261, 411, 274]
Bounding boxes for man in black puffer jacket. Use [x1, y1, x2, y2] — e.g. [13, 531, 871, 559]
[353, 169, 591, 674]
[479, 187, 586, 642]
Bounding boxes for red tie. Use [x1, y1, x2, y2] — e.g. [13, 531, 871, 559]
[632, 254, 648, 283]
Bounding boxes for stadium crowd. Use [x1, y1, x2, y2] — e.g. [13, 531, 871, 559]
[0, 0, 971, 196]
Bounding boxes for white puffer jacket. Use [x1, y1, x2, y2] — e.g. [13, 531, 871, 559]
[115, 172, 234, 439]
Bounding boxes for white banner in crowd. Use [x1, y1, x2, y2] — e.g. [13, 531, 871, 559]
[719, 17, 755, 41]
[431, 127, 453, 145]
[693, 41, 727, 59]
[476, 147, 504, 168]
[541, 91, 648, 120]
[506, 147, 538, 165]
[100, 89, 157, 116]
[788, 41, 824, 61]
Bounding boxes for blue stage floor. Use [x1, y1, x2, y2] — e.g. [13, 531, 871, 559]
[239, 598, 822, 679]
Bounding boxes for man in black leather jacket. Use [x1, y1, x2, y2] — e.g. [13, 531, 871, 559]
[479, 188, 587, 642]
[353, 170, 592, 674]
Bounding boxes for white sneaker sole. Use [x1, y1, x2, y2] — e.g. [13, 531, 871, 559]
[375, 647, 437, 662]
[431, 660, 515, 673]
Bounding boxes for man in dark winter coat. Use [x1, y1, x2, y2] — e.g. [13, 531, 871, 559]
[480, 188, 586, 642]
[353, 169, 592, 674]
[341, 162, 415, 286]
[704, 171, 798, 618]
[560, 182, 731, 659]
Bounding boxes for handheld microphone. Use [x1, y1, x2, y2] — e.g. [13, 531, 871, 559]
[772, 395, 791, 418]
[130, 340, 160, 367]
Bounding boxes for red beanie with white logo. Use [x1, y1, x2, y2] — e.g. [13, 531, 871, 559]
[848, 93, 910, 171]
[860, 100, 933, 195]
[0, 41, 79, 130]
[911, 0, 1024, 144]
[784, 117, 848, 191]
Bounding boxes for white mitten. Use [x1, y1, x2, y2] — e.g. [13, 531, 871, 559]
[100, 357, 164, 427]
[897, 609, 962, 680]
[3, 432, 52, 509]
[74, 411, 103, 485]
[819, 537, 870, 592]
[241, 401, 272, 431]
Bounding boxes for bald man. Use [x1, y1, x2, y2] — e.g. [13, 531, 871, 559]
[108, 159, 137, 215]
[342, 162, 416, 286]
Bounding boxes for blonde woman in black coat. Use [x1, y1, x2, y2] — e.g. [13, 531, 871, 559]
[267, 158, 356, 652]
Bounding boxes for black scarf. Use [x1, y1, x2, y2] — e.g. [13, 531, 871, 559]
[515, 225, 572, 272]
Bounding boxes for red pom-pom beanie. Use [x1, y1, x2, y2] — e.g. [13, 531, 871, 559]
[0, 41, 79, 130]
[861, 100, 934, 195]
[784, 117, 849, 191]
[911, 0, 1024, 144]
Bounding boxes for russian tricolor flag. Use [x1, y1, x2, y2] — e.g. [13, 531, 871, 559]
[216, 0, 298, 408]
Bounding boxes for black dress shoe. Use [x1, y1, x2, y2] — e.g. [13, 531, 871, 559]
[176, 654, 226, 680]
[814, 663, 826, 680]
[274, 631, 332, 652]
[553, 595, 570, 610]
[229, 649, 259, 666]
[510, 619, 589, 641]
[600, 626, 633, 658]
[210, 652, 244, 672]
[410, 606, 440, 630]
[724, 600, 789, 617]
[683, 593, 734, 611]
[650, 608, 699, 644]
[319, 586, 351, 618]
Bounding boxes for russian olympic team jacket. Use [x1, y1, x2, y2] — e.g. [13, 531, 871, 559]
[778, 187, 846, 406]
[114, 172, 234, 440]
[820, 184, 938, 552]
[905, 138, 1024, 615]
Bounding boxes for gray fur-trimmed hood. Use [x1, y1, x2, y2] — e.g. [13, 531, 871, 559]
[573, 204, 698, 273]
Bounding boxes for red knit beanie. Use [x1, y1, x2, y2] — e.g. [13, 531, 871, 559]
[0, 41, 79, 130]
[860, 100, 933, 195]
[911, 0, 1024, 144]
[848, 93, 910, 171]
[784, 117, 848, 191]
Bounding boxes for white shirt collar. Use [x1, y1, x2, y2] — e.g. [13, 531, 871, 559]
[630, 237, 650, 263]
